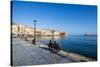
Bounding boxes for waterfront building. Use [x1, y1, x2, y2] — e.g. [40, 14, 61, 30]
[11, 24, 18, 35]
[11, 23, 67, 37]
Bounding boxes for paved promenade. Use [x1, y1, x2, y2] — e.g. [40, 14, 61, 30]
[12, 38, 75, 66]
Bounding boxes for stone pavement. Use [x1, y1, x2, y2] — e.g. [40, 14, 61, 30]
[12, 38, 75, 66]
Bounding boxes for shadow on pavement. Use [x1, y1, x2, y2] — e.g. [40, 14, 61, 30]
[38, 46, 67, 58]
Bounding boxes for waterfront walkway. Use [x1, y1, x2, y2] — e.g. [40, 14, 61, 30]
[12, 38, 75, 66]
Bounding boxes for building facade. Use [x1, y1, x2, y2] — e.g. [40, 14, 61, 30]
[11, 23, 67, 37]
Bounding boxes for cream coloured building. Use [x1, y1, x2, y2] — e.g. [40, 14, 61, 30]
[12, 24, 19, 34]
[11, 23, 67, 36]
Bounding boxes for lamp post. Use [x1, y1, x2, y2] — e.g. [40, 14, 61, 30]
[17, 25, 20, 37]
[51, 30, 55, 42]
[33, 20, 37, 45]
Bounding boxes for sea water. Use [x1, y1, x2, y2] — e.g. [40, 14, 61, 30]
[59, 35, 97, 59]
[37, 35, 97, 59]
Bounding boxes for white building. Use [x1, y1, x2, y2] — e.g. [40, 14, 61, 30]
[11, 23, 67, 37]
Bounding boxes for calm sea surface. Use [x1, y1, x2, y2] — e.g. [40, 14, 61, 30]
[37, 35, 97, 59]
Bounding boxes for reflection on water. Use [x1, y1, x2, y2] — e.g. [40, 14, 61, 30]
[36, 36, 64, 41]
[36, 36, 65, 44]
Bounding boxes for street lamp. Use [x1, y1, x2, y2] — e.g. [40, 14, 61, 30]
[33, 20, 37, 45]
[51, 30, 55, 42]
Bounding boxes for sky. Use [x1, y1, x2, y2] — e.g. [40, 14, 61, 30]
[11, 1, 97, 35]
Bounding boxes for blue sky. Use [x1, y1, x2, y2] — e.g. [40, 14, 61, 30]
[12, 1, 97, 35]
